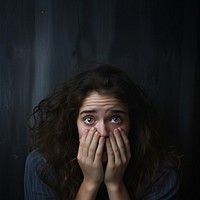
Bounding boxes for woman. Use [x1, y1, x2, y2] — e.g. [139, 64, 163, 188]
[24, 64, 180, 199]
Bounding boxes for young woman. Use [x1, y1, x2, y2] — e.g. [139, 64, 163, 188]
[24, 64, 180, 200]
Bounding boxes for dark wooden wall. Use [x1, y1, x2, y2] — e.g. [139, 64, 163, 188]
[0, 0, 199, 199]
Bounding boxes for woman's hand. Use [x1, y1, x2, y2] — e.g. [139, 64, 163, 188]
[104, 128, 131, 190]
[77, 127, 105, 189]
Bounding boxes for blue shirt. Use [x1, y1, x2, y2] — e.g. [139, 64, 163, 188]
[24, 150, 55, 200]
[24, 150, 180, 200]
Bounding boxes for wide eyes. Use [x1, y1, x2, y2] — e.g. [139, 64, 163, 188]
[110, 115, 122, 123]
[83, 115, 122, 125]
[83, 116, 95, 124]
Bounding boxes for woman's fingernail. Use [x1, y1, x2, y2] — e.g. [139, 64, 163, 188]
[91, 127, 96, 132]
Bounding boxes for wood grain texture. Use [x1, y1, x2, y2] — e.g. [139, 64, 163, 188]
[0, 0, 199, 199]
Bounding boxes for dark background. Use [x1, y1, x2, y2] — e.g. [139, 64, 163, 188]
[0, 0, 199, 199]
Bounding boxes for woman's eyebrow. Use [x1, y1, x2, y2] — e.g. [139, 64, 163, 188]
[79, 109, 127, 115]
[109, 109, 127, 114]
[79, 110, 97, 115]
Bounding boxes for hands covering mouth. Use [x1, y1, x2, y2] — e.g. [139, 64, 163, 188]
[77, 127, 131, 188]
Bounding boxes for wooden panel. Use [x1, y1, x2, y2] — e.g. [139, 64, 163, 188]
[0, 0, 199, 199]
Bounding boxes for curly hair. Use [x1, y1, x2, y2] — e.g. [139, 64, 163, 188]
[28, 64, 180, 199]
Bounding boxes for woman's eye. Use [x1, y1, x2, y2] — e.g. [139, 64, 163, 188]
[111, 115, 122, 123]
[83, 116, 95, 124]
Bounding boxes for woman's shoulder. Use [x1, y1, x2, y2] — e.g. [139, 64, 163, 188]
[145, 160, 180, 199]
[158, 160, 179, 184]
[155, 160, 179, 185]
[25, 149, 47, 172]
[24, 151, 56, 198]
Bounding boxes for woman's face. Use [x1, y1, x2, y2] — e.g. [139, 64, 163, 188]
[77, 91, 130, 139]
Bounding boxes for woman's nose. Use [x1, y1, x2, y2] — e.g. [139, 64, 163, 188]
[95, 121, 109, 137]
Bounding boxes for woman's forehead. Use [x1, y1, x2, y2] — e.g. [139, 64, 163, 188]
[79, 91, 128, 112]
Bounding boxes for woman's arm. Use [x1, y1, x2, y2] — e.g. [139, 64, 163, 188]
[74, 179, 100, 200]
[106, 182, 130, 200]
